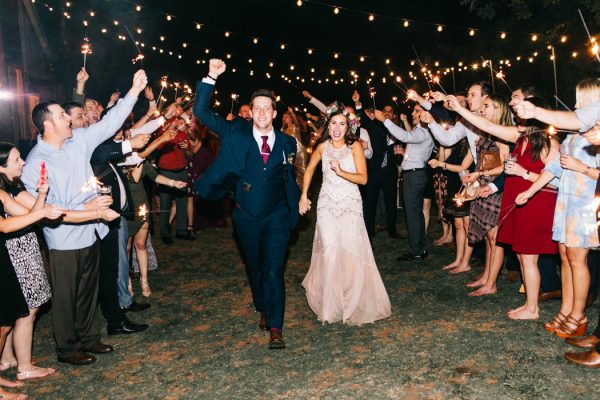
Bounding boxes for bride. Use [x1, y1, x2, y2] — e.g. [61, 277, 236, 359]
[299, 104, 391, 325]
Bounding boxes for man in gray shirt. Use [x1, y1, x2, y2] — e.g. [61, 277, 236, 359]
[375, 105, 434, 260]
[22, 70, 148, 366]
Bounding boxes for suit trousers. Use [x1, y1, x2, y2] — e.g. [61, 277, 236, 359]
[99, 227, 125, 328]
[403, 169, 428, 255]
[232, 206, 290, 330]
[364, 167, 398, 239]
[117, 216, 133, 308]
[158, 169, 189, 239]
[48, 242, 100, 358]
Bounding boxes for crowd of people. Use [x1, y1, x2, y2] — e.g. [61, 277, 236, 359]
[1, 57, 600, 398]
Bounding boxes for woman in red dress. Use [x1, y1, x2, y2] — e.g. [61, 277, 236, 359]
[447, 96, 560, 319]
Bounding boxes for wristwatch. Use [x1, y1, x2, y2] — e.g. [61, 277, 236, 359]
[522, 171, 530, 180]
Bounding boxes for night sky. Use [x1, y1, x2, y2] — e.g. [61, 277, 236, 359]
[12, 0, 600, 117]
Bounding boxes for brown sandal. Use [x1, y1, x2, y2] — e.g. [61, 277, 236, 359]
[544, 312, 567, 333]
[555, 315, 588, 339]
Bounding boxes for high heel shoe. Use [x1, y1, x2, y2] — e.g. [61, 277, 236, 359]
[544, 312, 567, 333]
[141, 280, 152, 297]
[555, 315, 588, 339]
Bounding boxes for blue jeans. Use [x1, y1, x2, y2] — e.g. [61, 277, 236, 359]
[117, 216, 133, 308]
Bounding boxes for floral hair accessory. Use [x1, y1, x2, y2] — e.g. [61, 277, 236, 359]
[325, 101, 360, 134]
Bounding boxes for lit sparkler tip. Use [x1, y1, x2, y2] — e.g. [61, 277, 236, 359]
[547, 126, 557, 135]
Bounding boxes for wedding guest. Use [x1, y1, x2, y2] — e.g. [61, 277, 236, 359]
[424, 95, 510, 282]
[446, 95, 559, 318]
[21, 70, 148, 365]
[515, 79, 600, 340]
[376, 105, 434, 260]
[0, 186, 64, 399]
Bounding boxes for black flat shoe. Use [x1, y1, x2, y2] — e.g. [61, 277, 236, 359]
[107, 317, 149, 335]
[397, 251, 429, 261]
[121, 300, 151, 313]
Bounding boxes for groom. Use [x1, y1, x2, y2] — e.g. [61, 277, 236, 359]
[193, 59, 300, 349]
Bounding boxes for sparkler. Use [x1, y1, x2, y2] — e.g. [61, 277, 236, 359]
[411, 44, 432, 91]
[123, 25, 144, 67]
[157, 76, 168, 111]
[431, 76, 447, 95]
[553, 95, 573, 112]
[368, 87, 377, 109]
[230, 93, 239, 114]
[173, 82, 180, 101]
[578, 9, 600, 64]
[481, 57, 512, 91]
[81, 37, 92, 68]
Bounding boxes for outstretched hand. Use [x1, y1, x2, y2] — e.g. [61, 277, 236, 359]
[512, 99, 536, 120]
[76, 68, 89, 83]
[130, 70, 148, 95]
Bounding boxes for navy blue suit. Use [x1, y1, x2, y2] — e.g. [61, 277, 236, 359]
[193, 81, 300, 330]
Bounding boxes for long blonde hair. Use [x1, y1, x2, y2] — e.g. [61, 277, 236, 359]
[487, 94, 514, 126]
[575, 78, 600, 109]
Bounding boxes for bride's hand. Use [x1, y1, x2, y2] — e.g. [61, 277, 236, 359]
[299, 195, 311, 215]
[329, 160, 341, 175]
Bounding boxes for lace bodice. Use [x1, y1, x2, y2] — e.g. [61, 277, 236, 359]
[318, 141, 362, 218]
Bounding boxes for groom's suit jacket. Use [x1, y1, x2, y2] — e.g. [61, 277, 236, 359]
[192, 81, 301, 231]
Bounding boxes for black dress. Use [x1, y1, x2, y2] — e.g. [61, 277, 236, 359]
[0, 198, 30, 326]
[442, 139, 471, 219]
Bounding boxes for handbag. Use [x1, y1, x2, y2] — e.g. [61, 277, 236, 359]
[478, 138, 502, 171]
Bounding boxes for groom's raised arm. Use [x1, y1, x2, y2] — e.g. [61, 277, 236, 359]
[193, 59, 236, 139]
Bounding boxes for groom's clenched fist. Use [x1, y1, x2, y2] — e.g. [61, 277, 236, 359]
[208, 59, 226, 78]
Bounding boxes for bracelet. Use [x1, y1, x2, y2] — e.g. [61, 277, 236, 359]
[583, 166, 590, 176]
[443, 163, 447, 170]
[208, 74, 218, 81]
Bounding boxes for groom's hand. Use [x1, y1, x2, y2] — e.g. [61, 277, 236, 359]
[209, 59, 226, 78]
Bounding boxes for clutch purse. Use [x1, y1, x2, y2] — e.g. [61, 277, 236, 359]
[452, 181, 480, 205]
[478, 150, 501, 171]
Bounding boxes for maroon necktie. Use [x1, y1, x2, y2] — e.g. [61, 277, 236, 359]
[260, 135, 270, 164]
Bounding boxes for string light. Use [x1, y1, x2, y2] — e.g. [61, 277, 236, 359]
[135, 5, 141, 12]
[196, 23, 202, 30]
[280, 43, 286, 50]
[469, 29, 475, 36]
[166, 15, 172, 21]
[437, 25, 443, 32]
[500, 32, 506, 39]
[403, 20, 409, 28]
[531, 34, 538, 41]
[308, 49, 313, 54]
[296, 0, 303, 6]
[368, 14, 374, 22]
[334, 53, 339, 59]
[253, 38, 258, 44]
[561, 35, 567, 43]
[333, 7, 340, 14]
[225, 32, 230, 37]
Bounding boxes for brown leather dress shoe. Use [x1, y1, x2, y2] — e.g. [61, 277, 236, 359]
[269, 329, 285, 349]
[82, 341, 114, 354]
[57, 352, 96, 366]
[259, 312, 268, 331]
[538, 290, 562, 302]
[564, 349, 600, 368]
[566, 334, 600, 349]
